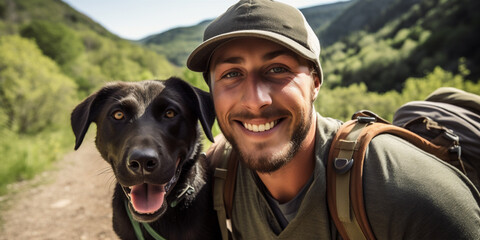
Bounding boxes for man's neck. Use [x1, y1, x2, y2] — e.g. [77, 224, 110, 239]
[257, 115, 317, 204]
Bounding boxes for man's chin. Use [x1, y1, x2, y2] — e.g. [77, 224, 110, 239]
[235, 142, 294, 173]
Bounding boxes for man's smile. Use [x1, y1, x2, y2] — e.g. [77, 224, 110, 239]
[241, 120, 280, 132]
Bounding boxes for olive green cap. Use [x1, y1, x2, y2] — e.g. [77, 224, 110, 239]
[187, 0, 323, 84]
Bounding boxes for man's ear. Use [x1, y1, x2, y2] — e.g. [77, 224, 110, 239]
[70, 84, 124, 150]
[312, 73, 321, 101]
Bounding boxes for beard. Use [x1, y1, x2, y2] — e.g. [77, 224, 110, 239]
[221, 105, 314, 173]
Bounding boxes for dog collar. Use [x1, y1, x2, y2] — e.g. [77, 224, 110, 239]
[170, 184, 195, 208]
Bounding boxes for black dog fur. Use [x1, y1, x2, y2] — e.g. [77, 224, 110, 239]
[71, 77, 221, 239]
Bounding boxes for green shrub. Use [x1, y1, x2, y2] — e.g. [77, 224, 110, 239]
[20, 20, 84, 65]
[0, 35, 77, 134]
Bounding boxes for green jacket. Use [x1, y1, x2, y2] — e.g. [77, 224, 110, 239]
[225, 114, 480, 239]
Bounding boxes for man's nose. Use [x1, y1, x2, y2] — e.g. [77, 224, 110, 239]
[241, 76, 272, 111]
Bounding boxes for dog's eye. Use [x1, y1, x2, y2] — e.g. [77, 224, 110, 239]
[165, 109, 176, 118]
[112, 110, 125, 120]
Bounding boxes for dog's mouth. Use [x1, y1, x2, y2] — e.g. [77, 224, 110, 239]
[121, 158, 182, 222]
[123, 183, 166, 215]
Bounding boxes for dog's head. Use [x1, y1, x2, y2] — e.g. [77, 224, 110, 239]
[71, 77, 215, 222]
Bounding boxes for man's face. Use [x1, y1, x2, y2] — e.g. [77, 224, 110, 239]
[209, 37, 320, 173]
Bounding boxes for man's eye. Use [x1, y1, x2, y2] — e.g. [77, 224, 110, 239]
[165, 109, 176, 118]
[223, 71, 241, 78]
[269, 67, 288, 73]
[112, 110, 125, 120]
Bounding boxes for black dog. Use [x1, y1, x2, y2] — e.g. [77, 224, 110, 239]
[71, 77, 221, 239]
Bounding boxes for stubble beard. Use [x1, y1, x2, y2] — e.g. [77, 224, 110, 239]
[221, 106, 313, 174]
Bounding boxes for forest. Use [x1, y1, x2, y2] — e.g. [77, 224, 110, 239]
[0, 0, 479, 194]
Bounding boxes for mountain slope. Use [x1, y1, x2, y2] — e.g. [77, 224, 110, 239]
[301, 1, 354, 34]
[138, 20, 211, 66]
[1, 0, 114, 38]
[139, 2, 352, 67]
[0, 0, 177, 95]
[321, 0, 480, 91]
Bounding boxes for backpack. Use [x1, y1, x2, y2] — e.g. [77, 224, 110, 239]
[209, 87, 480, 240]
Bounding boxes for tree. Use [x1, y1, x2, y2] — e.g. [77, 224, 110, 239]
[20, 20, 84, 65]
[0, 35, 77, 134]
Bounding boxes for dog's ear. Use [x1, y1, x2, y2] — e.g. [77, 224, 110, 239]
[164, 77, 216, 142]
[71, 84, 124, 150]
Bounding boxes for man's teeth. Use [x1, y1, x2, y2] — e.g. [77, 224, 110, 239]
[243, 120, 277, 132]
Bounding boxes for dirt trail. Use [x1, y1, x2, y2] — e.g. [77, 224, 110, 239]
[0, 139, 119, 240]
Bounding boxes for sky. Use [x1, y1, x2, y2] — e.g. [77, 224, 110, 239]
[62, 0, 344, 40]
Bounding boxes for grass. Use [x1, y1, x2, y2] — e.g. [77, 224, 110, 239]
[0, 125, 74, 195]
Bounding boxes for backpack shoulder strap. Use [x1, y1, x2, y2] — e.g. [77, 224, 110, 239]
[327, 112, 455, 240]
[208, 135, 238, 240]
[327, 116, 375, 240]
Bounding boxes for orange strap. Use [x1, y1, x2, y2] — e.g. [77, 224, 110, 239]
[327, 116, 454, 240]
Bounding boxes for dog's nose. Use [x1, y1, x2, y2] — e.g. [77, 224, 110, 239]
[127, 148, 159, 174]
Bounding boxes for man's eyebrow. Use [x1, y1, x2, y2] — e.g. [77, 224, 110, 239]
[212, 50, 298, 67]
[213, 56, 243, 66]
[263, 50, 298, 61]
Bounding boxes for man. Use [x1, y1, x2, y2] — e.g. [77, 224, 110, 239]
[187, 0, 480, 239]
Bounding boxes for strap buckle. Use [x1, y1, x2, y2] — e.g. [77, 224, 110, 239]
[334, 158, 354, 174]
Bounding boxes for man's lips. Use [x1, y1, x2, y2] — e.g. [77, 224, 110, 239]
[230, 108, 289, 133]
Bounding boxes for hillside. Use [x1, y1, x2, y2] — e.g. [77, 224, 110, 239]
[139, 0, 480, 93]
[0, 0, 177, 95]
[139, 20, 211, 66]
[301, 1, 354, 35]
[139, 2, 352, 67]
[321, 0, 480, 91]
[0, 0, 113, 38]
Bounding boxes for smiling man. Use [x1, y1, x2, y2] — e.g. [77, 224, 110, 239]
[187, 0, 480, 239]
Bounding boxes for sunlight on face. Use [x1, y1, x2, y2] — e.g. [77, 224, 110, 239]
[209, 37, 319, 173]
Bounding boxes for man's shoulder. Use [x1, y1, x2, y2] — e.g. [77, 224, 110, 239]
[314, 114, 343, 149]
[364, 133, 479, 210]
[205, 134, 230, 168]
[363, 134, 480, 239]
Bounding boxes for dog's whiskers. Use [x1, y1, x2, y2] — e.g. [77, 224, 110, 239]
[106, 174, 117, 190]
[97, 167, 113, 176]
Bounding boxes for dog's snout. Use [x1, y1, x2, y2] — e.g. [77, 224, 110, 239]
[127, 148, 159, 174]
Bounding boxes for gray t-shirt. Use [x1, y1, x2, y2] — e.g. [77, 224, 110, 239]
[256, 172, 314, 231]
[229, 114, 480, 239]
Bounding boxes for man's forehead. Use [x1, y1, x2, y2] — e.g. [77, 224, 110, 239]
[210, 39, 302, 68]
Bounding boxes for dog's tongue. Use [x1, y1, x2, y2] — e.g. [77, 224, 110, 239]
[130, 183, 165, 214]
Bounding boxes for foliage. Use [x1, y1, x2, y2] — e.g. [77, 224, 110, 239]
[181, 67, 209, 91]
[140, 21, 210, 66]
[320, 0, 480, 92]
[1, 0, 178, 96]
[316, 64, 480, 122]
[0, 125, 72, 195]
[299, 1, 353, 33]
[1, 0, 115, 38]
[316, 83, 403, 122]
[0, 35, 77, 134]
[20, 20, 84, 65]
[0, 35, 76, 194]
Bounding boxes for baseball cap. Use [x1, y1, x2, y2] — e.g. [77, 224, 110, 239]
[187, 0, 323, 84]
